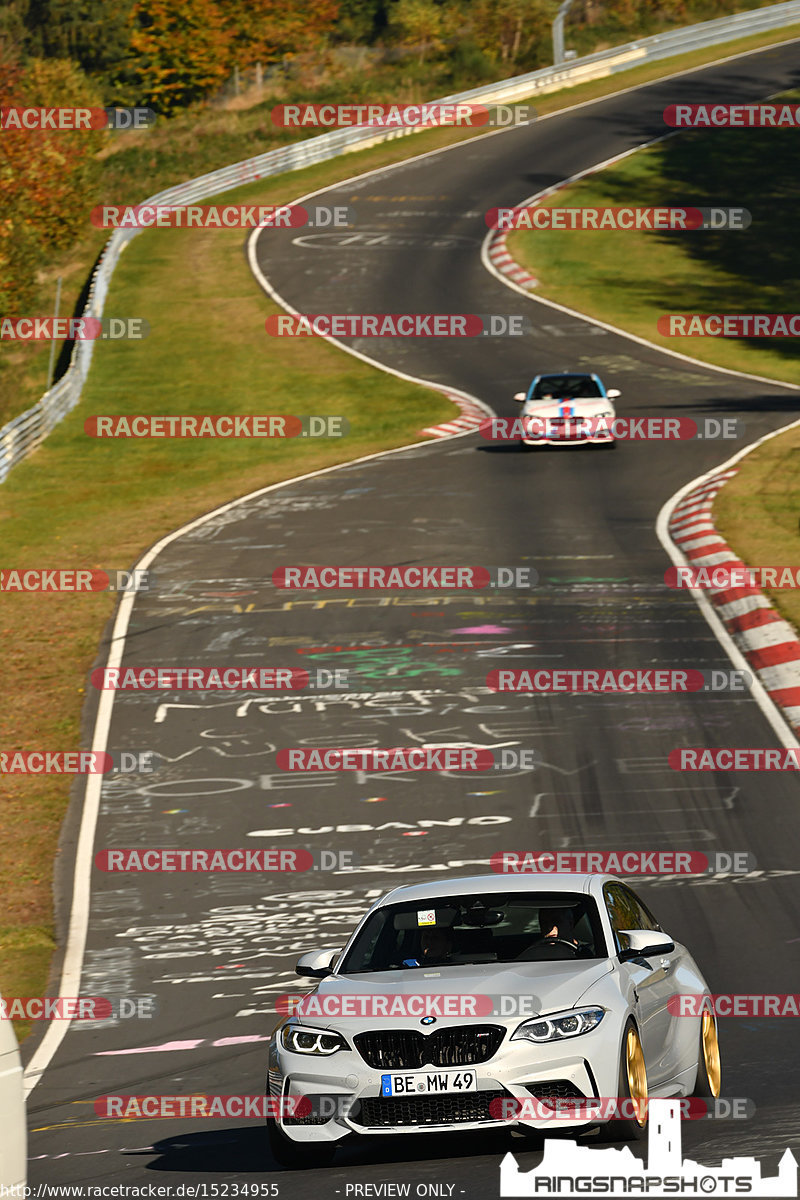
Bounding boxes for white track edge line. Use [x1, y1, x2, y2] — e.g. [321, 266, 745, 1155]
[655, 417, 800, 751]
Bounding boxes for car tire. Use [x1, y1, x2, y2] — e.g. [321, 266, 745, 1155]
[692, 1009, 721, 1099]
[267, 1118, 337, 1169]
[596, 1019, 649, 1142]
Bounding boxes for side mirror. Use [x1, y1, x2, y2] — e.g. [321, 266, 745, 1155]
[606, 388, 621, 399]
[295, 947, 341, 978]
[513, 392, 527, 403]
[617, 929, 675, 962]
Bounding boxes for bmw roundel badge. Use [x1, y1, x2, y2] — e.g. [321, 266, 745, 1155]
[420, 1016, 436, 1026]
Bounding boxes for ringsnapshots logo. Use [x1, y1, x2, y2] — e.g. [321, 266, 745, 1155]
[265, 314, 528, 337]
[499, 1098, 791, 1197]
[487, 206, 750, 231]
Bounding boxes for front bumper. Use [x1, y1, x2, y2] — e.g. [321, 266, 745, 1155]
[269, 1030, 617, 1142]
[521, 429, 614, 447]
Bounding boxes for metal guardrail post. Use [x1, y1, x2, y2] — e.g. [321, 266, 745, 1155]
[553, 0, 576, 65]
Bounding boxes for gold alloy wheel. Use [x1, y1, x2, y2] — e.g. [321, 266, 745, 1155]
[626, 1027, 649, 1126]
[701, 1010, 722, 1097]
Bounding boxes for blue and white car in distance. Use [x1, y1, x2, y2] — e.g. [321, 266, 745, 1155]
[513, 371, 620, 447]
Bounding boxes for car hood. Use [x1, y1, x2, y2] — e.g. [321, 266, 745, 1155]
[523, 398, 612, 418]
[294, 959, 614, 1030]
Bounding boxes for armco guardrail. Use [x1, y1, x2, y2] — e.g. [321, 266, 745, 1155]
[3, 0, 799, 484]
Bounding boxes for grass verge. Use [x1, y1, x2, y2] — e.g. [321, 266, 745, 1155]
[508, 85, 800, 384]
[713, 427, 800, 631]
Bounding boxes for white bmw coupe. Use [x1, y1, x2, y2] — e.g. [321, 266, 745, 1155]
[266, 873, 720, 1166]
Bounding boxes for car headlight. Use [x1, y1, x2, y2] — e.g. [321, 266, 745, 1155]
[512, 1007, 605, 1044]
[280, 1024, 349, 1056]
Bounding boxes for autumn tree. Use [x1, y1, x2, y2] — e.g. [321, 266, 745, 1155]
[219, 0, 339, 68]
[22, 0, 134, 94]
[0, 57, 104, 310]
[387, 0, 446, 62]
[127, 0, 233, 114]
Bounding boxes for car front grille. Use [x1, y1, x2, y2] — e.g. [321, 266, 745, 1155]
[352, 1089, 509, 1128]
[354, 1025, 505, 1069]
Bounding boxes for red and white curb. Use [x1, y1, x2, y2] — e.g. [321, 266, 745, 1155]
[486, 229, 539, 291]
[668, 468, 800, 734]
[422, 394, 490, 438]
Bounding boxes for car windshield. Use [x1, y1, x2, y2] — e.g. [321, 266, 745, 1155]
[338, 892, 608, 973]
[531, 375, 602, 399]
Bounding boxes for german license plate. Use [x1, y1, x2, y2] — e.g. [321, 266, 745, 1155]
[380, 1069, 478, 1096]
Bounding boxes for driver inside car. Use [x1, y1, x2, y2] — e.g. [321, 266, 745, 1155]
[540, 906, 578, 945]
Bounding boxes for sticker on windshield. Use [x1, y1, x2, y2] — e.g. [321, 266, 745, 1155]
[417, 909, 436, 926]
